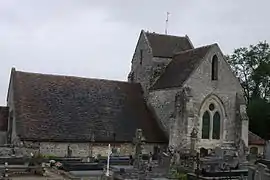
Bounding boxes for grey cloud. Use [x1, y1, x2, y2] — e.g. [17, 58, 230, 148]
[1, 0, 270, 104]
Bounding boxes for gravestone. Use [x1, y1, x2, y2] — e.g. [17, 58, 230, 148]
[67, 145, 72, 158]
[200, 148, 208, 157]
[87, 132, 95, 162]
[214, 147, 223, 158]
[265, 141, 270, 160]
[190, 128, 198, 170]
[190, 128, 198, 155]
[90, 132, 95, 157]
[133, 129, 143, 169]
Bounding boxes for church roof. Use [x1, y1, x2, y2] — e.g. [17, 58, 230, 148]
[249, 131, 265, 145]
[150, 44, 215, 90]
[145, 31, 193, 58]
[11, 70, 168, 143]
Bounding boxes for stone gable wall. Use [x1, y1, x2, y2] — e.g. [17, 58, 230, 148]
[128, 31, 153, 93]
[148, 45, 246, 150]
[128, 32, 171, 95]
[184, 45, 245, 149]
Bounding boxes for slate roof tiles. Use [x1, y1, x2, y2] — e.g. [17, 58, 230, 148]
[151, 44, 215, 90]
[12, 71, 168, 143]
[249, 131, 265, 145]
[145, 31, 193, 58]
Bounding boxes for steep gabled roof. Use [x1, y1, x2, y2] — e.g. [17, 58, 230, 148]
[249, 131, 265, 145]
[150, 44, 215, 90]
[145, 31, 193, 58]
[12, 70, 168, 143]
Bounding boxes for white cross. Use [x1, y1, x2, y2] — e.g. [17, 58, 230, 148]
[105, 144, 112, 176]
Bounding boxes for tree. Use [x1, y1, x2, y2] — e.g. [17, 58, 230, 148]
[227, 41, 270, 139]
[247, 97, 270, 139]
[227, 41, 270, 102]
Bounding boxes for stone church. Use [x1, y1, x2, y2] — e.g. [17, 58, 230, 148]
[0, 30, 249, 157]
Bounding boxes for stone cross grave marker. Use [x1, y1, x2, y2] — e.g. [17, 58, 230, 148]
[88, 132, 95, 162]
[133, 129, 143, 169]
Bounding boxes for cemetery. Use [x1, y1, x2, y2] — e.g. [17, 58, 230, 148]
[0, 129, 265, 180]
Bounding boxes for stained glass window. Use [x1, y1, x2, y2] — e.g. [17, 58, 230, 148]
[212, 112, 221, 139]
[202, 111, 210, 139]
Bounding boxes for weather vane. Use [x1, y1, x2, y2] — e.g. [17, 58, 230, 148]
[165, 12, 170, 35]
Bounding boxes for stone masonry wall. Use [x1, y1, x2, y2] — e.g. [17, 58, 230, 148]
[148, 87, 192, 149]
[0, 132, 7, 145]
[184, 45, 245, 149]
[148, 89, 178, 134]
[38, 142, 165, 157]
[148, 44, 246, 151]
[128, 31, 153, 94]
[6, 69, 18, 144]
[128, 31, 171, 95]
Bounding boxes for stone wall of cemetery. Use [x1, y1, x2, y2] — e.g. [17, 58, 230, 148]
[38, 142, 166, 157]
[0, 146, 38, 157]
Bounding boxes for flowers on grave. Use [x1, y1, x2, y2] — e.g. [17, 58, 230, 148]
[55, 162, 62, 169]
[49, 160, 56, 167]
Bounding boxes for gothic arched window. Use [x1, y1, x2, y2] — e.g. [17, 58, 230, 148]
[202, 111, 210, 139]
[212, 112, 221, 139]
[201, 100, 223, 140]
[211, 55, 218, 80]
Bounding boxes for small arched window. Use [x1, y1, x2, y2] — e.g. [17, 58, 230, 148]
[202, 111, 210, 139]
[211, 55, 218, 80]
[212, 112, 221, 139]
[250, 147, 259, 155]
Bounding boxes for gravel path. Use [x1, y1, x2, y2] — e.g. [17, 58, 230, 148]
[8, 168, 66, 180]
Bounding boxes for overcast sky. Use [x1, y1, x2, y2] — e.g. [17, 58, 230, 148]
[1, 0, 270, 105]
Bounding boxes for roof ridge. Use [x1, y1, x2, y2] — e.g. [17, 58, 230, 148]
[173, 43, 217, 57]
[249, 131, 264, 140]
[145, 31, 187, 39]
[144, 31, 194, 58]
[14, 70, 138, 85]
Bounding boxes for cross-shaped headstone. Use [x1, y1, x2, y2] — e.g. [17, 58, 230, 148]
[133, 129, 143, 169]
[87, 132, 95, 162]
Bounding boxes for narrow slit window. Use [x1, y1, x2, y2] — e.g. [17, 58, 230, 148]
[140, 49, 143, 65]
[211, 55, 218, 80]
